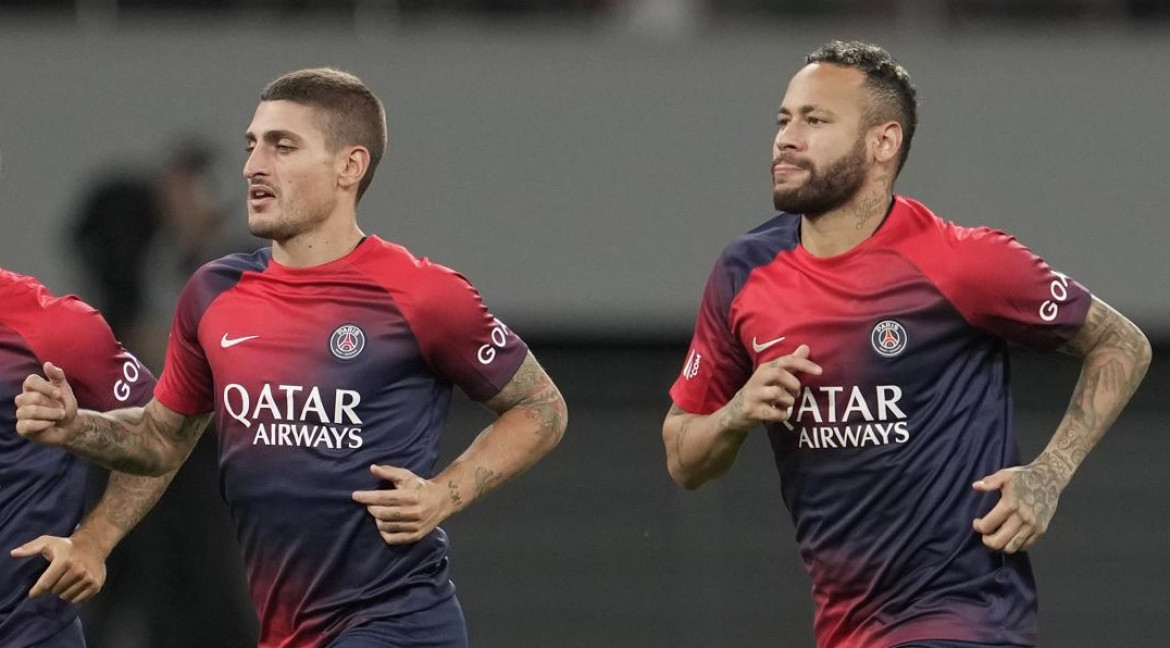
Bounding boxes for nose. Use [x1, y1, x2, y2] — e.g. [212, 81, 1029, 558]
[243, 145, 266, 180]
[773, 122, 803, 156]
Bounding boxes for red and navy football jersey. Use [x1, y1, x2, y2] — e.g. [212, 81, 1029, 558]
[0, 269, 155, 647]
[154, 236, 527, 648]
[670, 197, 1090, 648]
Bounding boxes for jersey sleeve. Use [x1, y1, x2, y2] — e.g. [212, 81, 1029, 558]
[939, 226, 1091, 350]
[34, 295, 156, 410]
[400, 261, 528, 402]
[155, 275, 215, 415]
[669, 254, 753, 415]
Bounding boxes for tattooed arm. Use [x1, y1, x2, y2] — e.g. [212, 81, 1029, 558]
[663, 345, 822, 489]
[16, 361, 211, 476]
[352, 351, 567, 545]
[10, 469, 178, 603]
[973, 296, 1152, 553]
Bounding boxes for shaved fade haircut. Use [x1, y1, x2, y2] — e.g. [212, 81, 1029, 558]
[261, 68, 388, 201]
[806, 40, 918, 175]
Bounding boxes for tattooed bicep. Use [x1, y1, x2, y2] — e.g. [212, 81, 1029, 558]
[1058, 296, 1134, 358]
[483, 352, 555, 415]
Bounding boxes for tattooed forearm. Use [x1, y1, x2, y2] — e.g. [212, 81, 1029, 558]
[1043, 297, 1151, 485]
[435, 351, 566, 516]
[447, 480, 464, 509]
[69, 469, 176, 558]
[473, 466, 504, 498]
[67, 407, 209, 477]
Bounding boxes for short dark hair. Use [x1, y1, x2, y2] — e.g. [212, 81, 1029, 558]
[261, 68, 387, 201]
[806, 41, 918, 175]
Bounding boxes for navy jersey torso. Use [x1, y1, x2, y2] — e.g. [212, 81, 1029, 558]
[155, 237, 527, 648]
[671, 197, 1090, 648]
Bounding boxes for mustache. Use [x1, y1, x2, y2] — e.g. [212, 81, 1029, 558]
[772, 155, 813, 171]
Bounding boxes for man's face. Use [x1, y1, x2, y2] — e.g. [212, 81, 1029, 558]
[243, 100, 340, 241]
[771, 63, 872, 216]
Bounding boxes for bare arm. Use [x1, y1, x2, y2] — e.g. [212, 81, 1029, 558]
[1040, 295, 1152, 484]
[67, 401, 209, 476]
[73, 470, 177, 560]
[663, 345, 821, 489]
[973, 296, 1152, 552]
[441, 351, 567, 509]
[11, 469, 178, 603]
[352, 351, 567, 544]
[16, 361, 210, 476]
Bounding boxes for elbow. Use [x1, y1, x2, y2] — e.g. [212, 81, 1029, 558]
[542, 395, 569, 452]
[550, 400, 568, 449]
[1138, 331, 1154, 377]
[667, 463, 709, 491]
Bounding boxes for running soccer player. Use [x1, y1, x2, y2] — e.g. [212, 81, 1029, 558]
[1, 266, 164, 647]
[15, 68, 566, 648]
[663, 41, 1150, 648]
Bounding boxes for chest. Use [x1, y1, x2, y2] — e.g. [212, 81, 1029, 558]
[196, 279, 425, 391]
[730, 254, 970, 385]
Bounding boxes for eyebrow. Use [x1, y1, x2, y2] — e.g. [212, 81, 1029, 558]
[244, 129, 300, 143]
[778, 105, 836, 117]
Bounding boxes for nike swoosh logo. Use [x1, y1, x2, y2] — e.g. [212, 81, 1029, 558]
[220, 334, 260, 348]
[751, 336, 786, 353]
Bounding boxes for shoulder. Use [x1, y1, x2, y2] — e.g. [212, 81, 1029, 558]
[0, 267, 103, 331]
[180, 247, 271, 304]
[723, 212, 801, 264]
[709, 212, 801, 294]
[195, 247, 272, 281]
[354, 236, 477, 299]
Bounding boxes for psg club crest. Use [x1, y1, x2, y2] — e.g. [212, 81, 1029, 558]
[330, 324, 366, 360]
[870, 320, 908, 358]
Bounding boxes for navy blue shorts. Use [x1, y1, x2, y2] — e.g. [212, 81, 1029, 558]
[38, 618, 87, 648]
[894, 642, 1031, 648]
[326, 596, 469, 648]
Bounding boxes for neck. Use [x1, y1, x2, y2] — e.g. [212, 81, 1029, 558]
[800, 184, 893, 258]
[272, 212, 366, 268]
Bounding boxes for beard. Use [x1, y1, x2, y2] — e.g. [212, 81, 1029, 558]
[772, 139, 867, 216]
[248, 217, 299, 241]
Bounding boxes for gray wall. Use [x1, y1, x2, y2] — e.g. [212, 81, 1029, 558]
[1, 19, 1168, 338]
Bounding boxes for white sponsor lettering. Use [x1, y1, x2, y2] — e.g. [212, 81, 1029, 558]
[251, 423, 363, 449]
[1039, 271, 1071, 322]
[113, 355, 143, 402]
[477, 318, 511, 365]
[789, 384, 911, 450]
[222, 383, 365, 449]
[682, 349, 702, 380]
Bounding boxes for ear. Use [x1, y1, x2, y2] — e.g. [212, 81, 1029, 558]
[336, 145, 370, 193]
[870, 121, 903, 166]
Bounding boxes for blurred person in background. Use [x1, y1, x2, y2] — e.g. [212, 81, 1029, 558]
[70, 139, 242, 369]
[18, 67, 567, 648]
[662, 40, 1151, 648]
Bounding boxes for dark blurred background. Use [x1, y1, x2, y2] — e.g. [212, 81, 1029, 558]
[0, 1, 1167, 646]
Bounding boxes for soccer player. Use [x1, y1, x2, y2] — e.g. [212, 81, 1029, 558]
[1, 264, 164, 647]
[662, 41, 1151, 648]
[15, 68, 567, 648]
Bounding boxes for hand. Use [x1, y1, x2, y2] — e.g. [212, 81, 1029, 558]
[10, 535, 107, 604]
[972, 460, 1063, 554]
[723, 344, 822, 432]
[14, 362, 80, 447]
[352, 465, 452, 545]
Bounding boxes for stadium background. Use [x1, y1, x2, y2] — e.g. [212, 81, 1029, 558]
[0, 2, 1166, 646]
